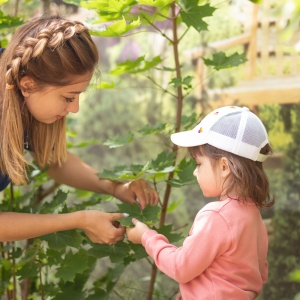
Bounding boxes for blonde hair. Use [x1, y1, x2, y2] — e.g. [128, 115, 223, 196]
[0, 15, 99, 185]
[189, 144, 275, 209]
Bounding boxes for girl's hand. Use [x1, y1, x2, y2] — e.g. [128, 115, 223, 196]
[112, 179, 158, 210]
[80, 211, 126, 244]
[175, 291, 182, 300]
[126, 218, 150, 244]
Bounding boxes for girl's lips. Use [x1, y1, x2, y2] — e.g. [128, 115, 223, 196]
[56, 115, 63, 119]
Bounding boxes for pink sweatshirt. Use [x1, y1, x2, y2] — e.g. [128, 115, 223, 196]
[142, 198, 268, 300]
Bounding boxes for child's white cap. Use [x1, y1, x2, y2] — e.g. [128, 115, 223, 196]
[171, 106, 270, 162]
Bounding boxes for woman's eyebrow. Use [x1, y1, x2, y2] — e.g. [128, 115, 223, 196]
[68, 89, 87, 94]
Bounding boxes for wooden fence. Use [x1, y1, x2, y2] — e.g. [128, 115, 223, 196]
[190, 0, 300, 109]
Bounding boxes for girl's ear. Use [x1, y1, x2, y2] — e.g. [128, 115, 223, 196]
[220, 157, 230, 178]
[20, 76, 35, 97]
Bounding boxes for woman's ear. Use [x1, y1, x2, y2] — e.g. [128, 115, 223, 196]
[220, 157, 231, 178]
[20, 76, 35, 97]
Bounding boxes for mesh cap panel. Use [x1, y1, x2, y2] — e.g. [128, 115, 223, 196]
[242, 115, 267, 147]
[210, 112, 241, 139]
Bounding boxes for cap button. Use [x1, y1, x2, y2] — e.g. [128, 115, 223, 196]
[242, 106, 249, 111]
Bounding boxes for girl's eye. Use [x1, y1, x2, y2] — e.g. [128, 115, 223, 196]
[64, 97, 75, 103]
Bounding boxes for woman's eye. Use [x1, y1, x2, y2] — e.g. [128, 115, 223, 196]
[64, 97, 75, 103]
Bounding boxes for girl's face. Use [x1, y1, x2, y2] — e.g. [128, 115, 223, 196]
[193, 155, 226, 198]
[21, 73, 92, 124]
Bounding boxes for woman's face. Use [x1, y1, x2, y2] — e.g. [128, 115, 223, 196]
[22, 73, 92, 124]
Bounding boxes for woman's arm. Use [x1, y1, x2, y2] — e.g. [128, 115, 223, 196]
[0, 210, 126, 243]
[47, 151, 158, 209]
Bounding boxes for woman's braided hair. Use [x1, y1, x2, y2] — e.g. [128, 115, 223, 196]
[0, 15, 99, 185]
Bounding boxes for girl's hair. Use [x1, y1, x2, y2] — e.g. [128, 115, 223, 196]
[188, 144, 275, 209]
[0, 14, 99, 185]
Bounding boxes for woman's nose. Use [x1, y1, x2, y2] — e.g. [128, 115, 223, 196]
[67, 99, 79, 113]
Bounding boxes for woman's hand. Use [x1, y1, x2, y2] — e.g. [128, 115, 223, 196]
[112, 179, 158, 210]
[47, 152, 158, 210]
[126, 218, 150, 244]
[80, 211, 126, 244]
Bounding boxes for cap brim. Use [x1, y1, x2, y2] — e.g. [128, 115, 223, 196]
[171, 130, 206, 147]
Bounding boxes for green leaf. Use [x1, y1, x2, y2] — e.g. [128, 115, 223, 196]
[110, 55, 162, 76]
[248, 0, 262, 3]
[0, 11, 23, 29]
[0, 0, 8, 5]
[168, 158, 196, 187]
[167, 198, 184, 213]
[90, 16, 140, 37]
[148, 151, 176, 173]
[41, 230, 84, 251]
[156, 224, 183, 244]
[98, 81, 115, 89]
[203, 52, 247, 71]
[289, 269, 300, 282]
[117, 203, 160, 227]
[179, 1, 216, 32]
[54, 276, 86, 300]
[128, 243, 148, 260]
[81, 0, 135, 22]
[169, 76, 193, 89]
[138, 0, 173, 7]
[99, 163, 147, 181]
[62, 0, 80, 5]
[138, 5, 170, 25]
[88, 241, 131, 263]
[67, 139, 98, 149]
[137, 122, 167, 135]
[55, 249, 90, 282]
[103, 132, 134, 148]
[16, 262, 40, 279]
[181, 112, 202, 130]
[39, 190, 68, 213]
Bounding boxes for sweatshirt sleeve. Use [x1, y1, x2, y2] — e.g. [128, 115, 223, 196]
[142, 210, 231, 283]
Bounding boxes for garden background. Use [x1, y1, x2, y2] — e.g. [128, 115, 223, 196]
[0, 0, 300, 299]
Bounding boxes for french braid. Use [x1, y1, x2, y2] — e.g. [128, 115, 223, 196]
[0, 15, 99, 185]
[6, 20, 87, 87]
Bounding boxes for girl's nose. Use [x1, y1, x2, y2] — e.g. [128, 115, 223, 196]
[193, 168, 197, 177]
[67, 98, 79, 113]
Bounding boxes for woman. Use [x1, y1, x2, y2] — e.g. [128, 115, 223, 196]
[0, 14, 158, 244]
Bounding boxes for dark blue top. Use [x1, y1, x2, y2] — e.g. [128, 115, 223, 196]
[0, 172, 10, 191]
[0, 134, 31, 191]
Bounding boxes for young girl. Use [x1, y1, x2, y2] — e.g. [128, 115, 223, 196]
[0, 14, 158, 244]
[127, 106, 274, 299]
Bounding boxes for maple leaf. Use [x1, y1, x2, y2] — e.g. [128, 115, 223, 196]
[117, 203, 161, 227]
[179, 0, 216, 32]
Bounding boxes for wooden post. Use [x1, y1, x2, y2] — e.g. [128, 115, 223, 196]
[245, 3, 258, 80]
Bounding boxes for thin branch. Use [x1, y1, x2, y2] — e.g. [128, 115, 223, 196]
[147, 2, 184, 300]
[178, 27, 190, 43]
[142, 15, 173, 43]
[137, 5, 172, 21]
[13, 0, 19, 16]
[145, 75, 177, 98]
